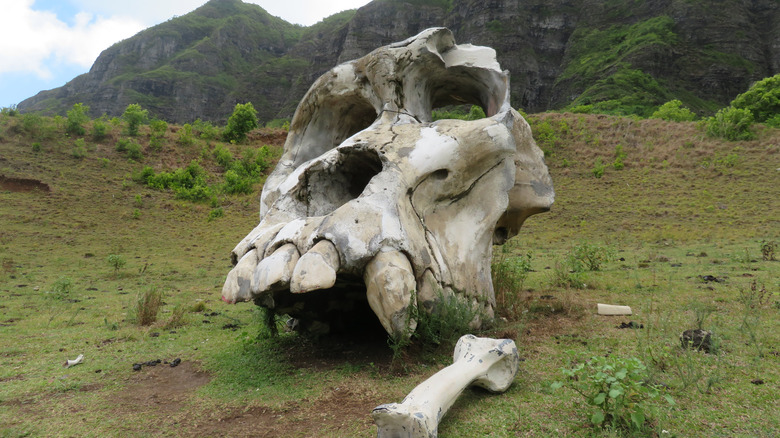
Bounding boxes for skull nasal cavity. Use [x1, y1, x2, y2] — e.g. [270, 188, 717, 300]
[305, 149, 383, 216]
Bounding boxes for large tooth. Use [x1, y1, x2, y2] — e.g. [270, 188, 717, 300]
[252, 243, 300, 294]
[364, 250, 417, 338]
[221, 249, 259, 303]
[289, 240, 340, 293]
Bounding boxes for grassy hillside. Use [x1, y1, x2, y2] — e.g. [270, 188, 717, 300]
[0, 111, 778, 436]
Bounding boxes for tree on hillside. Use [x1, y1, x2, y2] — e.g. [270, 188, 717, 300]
[222, 102, 258, 143]
[122, 104, 149, 137]
[66, 103, 90, 136]
[730, 74, 780, 127]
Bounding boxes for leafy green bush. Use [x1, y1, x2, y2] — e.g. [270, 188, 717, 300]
[66, 103, 90, 136]
[192, 118, 220, 140]
[432, 105, 486, 121]
[222, 102, 258, 143]
[107, 254, 126, 276]
[613, 143, 626, 170]
[705, 106, 755, 141]
[178, 123, 195, 146]
[91, 118, 107, 141]
[729, 74, 780, 124]
[137, 161, 215, 203]
[71, 138, 87, 159]
[122, 104, 148, 137]
[207, 207, 224, 221]
[569, 241, 616, 271]
[47, 276, 73, 300]
[591, 158, 606, 178]
[651, 99, 697, 122]
[552, 356, 674, 433]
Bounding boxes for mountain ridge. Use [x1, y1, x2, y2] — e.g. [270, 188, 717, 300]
[17, 0, 780, 123]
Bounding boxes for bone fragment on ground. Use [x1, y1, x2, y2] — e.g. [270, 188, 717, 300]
[63, 354, 84, 368]
[597, 303, 633, 315]
[372, 335, 519, 437]
[364, 250, 417, 338]
[252, 243, 300, 295]
[290, 240, 340, 293]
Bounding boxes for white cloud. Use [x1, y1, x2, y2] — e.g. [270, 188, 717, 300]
[0, 0, 144, 78]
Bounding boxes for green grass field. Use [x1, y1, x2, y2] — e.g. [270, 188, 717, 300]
[0, 112, 777, 437]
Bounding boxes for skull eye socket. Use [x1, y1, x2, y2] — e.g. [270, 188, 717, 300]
[304, 148, 384, 216]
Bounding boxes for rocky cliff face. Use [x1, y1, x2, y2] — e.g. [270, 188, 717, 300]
[17, 0, 780, 122]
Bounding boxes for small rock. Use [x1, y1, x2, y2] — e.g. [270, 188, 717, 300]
[681, 329, 713, 353]
[751, 379, 764, 385]
[617, 321, 643, 329]
[132, 364, 142, 371]
[171, 358, 181, 368]
[149, 332, 160, 337]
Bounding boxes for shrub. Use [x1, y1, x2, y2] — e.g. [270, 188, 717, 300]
[149, 119, 167, 136]
[91, 118, 107, 141]
[591, 157, 605, 178]
[177, 123, 195, 146]
[729, 74, 780, 124]
[47, 276, 73, 300]
[107, 254, 127, 276]
[552, 355, 674, 433]
[650, 99, 697, 122]
[71, 138, 87, 159]
[122, 104, 148, 136]
[128, 288, 164, 326]
[126, 141, 143, 160]
[212, 144, 233, 168]
[66, 103, 90, 136]
[705, 106, 755, 141]
[192, 118, 220, 139]
[492, 249, 533, 319]
[207, 207, 224, 221]
[32, 142, 41, 152]
[222, 102, 258, 143]
[569, 241, 616, 271]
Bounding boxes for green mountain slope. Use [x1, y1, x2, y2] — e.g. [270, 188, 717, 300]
[16, 0, 780, 122]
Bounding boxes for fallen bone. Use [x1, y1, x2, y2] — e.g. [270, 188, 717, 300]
[63, 354, 84, 368]
[372, 335, 519, 437]
[597, 303, 632, 315]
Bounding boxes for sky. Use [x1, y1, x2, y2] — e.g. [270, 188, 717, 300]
[0, 0, 373, 108]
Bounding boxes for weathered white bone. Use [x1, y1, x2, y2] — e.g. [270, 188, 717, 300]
[290, 240, 340, 293]
[252, 243, 299, 294]
[63, 354, 84, 368]
[597, 303, 633, 315]
[222, 249, 259, 303]
[364, 250, 417, 338]
[372, 335, 519, 437]
[222, 28, 553, 335]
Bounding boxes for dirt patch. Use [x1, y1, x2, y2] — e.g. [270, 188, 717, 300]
[115, 360, 211, 414]
[0, 176, 50, 193]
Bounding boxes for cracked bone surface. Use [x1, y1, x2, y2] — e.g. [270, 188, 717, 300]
[222, 27, 553, 337]
[372, 335, 519, 437]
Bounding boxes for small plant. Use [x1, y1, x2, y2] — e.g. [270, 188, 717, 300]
[128, 287, 164, 326]
[569, 241, 616, 271]
[207, 207, 224, 221]
[613, 143, 626, 170]
[491, 249, 533, 319]
[133, 194, 143, 208]
[122, 103, 148, 137]
[760, 240, 777, 261]
[552, 355, 674, 433]
[65, 103, 90, 136]
[32, 142, 41, 152]
[688, 302, 717, 330]
[71, 138, 87, 159]
[163, 304, 187, 330]
[131, 208, 141, 220]
[222, 102, 258, 143]
[47, 276, 73, 300]
[591, 157, 605, 178]
[107, 254, 126, 276]
[549, 259, 587, 289]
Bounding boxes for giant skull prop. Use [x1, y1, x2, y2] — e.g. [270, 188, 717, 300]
[222, 28, 554, 338]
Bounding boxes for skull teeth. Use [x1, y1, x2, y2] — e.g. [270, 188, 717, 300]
[290, 240, 340, 293]
[364, 250, 418, 338]
[252, 243, 299, 295]
[221, 249, 259, 304]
